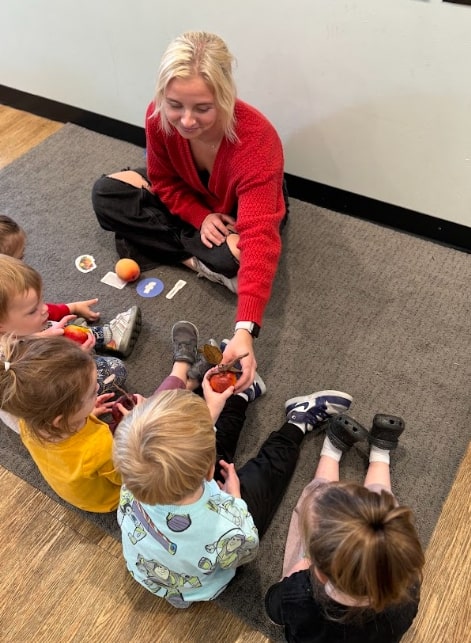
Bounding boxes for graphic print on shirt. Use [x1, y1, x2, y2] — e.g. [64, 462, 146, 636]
[119, 488, 177, 552]
[136, 554, 202, 604]
[198, 527, 258, 572]
[166, 512, 192, 532]
[118, 490, 147, 545]
[206, 494, 249, 527]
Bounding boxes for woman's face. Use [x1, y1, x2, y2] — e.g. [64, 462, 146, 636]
[163, 76, 220, 141]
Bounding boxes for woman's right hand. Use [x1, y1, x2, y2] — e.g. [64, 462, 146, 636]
[200, 212, 236, 248]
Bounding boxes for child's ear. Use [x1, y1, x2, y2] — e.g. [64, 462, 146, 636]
[206, 463, 216, 481]
[314, 567, 329, 585]
[52, 415, 63, 429]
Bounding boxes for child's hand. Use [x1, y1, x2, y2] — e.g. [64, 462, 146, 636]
[37, 315, 77, 337]
[67, 298, 100, 322]
[78, 331, 96, 352]
[202, 367, 234, 423]
[216, 460, 241, 498]
[93, 393, 115, 416]
[113, 393, 147, 419]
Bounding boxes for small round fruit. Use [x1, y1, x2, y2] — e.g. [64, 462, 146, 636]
[63, 324, 91, 345]
[115, 258, 140, 282]
[209, 371, 237, 393]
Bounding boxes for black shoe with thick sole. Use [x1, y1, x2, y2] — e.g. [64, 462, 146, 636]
[326, 414, 369, 452]
[368, 414, 405, 450]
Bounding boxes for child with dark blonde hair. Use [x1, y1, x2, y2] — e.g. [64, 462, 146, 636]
[265, 413, 425, 642]
[0, 321, 206, 512]
[0, 334, 123, 512]
[112, 378, 353, 607]
[0, 254, 135, 401]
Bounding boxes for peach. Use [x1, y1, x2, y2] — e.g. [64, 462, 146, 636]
[115, 258, 140, 282]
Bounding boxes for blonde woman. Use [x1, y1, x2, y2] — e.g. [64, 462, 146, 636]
[92, 31, 289, 392]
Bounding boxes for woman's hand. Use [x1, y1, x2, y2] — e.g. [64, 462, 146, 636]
[223, 331, 256, 393]
[67, 298, 100, 322]
[200, 212, 236, 248]
[216, 459, 241, 498]
[202, 367, 235, 422]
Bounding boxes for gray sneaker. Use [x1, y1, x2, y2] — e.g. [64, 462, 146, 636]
[192, 258, 238, 294]
[104, 306, 142, 358]
[172, 321, 199, 364]
[188, 338, 218, 382]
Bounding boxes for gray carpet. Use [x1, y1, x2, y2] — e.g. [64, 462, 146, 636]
[0, 124, 470, 641]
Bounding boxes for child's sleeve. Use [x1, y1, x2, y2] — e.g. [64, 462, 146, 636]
[264, 581, 284, 624]
[46, 302, 71, 321]
[96, 460, 122, 486]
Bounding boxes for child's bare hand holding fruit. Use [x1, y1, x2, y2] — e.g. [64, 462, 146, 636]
[93, 393, 116, 417]
[202, 367, 235, 423]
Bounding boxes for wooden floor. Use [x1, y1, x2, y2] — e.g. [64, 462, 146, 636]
[0, 106, 470, 642]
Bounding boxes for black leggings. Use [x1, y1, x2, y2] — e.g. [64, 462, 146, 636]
[215, 396, 304, 539]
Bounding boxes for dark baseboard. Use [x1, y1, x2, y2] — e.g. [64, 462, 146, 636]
[2, 84, 469, 252]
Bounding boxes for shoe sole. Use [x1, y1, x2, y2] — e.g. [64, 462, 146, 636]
[285, 390, 353, 413]
[327, 414, 369, 452]
[111, 306, 142, 358]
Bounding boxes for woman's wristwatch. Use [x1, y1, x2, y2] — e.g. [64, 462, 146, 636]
[234, 321, 260, 338]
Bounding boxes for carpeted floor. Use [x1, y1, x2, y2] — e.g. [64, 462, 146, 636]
[0, 124, 470, 640]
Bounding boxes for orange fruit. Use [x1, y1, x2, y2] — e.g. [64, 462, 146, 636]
[209, 371, 237, 393]
[115, 258, 140, 282]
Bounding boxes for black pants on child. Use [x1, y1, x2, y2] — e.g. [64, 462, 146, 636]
[215, 396, 304, 539]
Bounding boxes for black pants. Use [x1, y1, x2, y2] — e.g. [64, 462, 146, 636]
[92, 169, 240, 276]
[92, 168, 289, 276]
[215, 396, 304, 539]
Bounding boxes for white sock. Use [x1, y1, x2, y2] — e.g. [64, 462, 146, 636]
[103, 326, 112, 344]
[320, 436, 343, 462]
[369, 445, 390, 464]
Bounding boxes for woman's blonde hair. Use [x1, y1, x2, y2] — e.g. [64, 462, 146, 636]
[113, 389, 216, 505]
[152, 31, 238, 142]
[301, 482, 424, 613]
[0, 334, 95, 440]
[0, 255, 42, 323]
[0, 215, 26, 258]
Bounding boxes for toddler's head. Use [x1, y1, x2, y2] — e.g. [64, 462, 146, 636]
[301, 482, 424, 612]
[113, 389, 216, 505]
[0, 334, 97, 440]
[0, 215, 26, 259]
[0, 254, 49, 335]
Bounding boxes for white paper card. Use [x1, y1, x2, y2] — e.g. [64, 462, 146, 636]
[101, 271, 127, 289]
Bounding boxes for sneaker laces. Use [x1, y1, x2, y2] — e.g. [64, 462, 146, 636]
[303, 403, 330, 429]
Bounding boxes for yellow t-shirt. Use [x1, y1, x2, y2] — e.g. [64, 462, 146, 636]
[20, 414, 121, 513]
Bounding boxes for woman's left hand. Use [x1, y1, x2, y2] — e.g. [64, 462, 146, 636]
[222, 332, 256, 393]
[200, 212, 236, 248]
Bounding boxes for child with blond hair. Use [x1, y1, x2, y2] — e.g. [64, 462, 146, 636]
[112, 378, 353, 607]
[265, 413, 425, 642]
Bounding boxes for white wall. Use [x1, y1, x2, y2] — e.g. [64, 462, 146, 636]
[1, 0, 470, 226]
